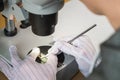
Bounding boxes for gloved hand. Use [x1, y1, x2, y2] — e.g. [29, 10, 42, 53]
[0, 45, 58, 80]
[48, 35, 101, 77]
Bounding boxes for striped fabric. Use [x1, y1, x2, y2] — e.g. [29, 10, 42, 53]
[48, 35, 100, 77]
[0, 46, 57, 80]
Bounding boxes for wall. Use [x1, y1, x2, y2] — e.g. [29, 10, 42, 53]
[0, 14, 5, 29]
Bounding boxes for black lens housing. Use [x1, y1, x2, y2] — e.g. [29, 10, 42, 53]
[29, 13, 58, 36]
[0, 0, 4, 12]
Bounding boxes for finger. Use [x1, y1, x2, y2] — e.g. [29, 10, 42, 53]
[53, 36, 74, 42]
[49, 36, 73, 46]
[58, 41, 93, 65]
[72, 35, 89, 46]
[9, 45, 21, 60]
[48, 41, 73, 55]
[48, 42, 63, 55]
[28, 47, 40, 60]
[55, 41, 83, 57]
[72, 35, 96, 60]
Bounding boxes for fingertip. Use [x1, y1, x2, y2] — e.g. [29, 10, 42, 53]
[48, 45, 59, 55]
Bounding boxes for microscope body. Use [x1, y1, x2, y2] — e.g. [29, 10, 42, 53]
[22, 0, 64, 36]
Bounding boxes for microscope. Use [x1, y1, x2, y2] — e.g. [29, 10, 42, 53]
[0, 0, 78, 80]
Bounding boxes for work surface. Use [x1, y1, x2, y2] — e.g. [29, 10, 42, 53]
[0, 71, 8, 80]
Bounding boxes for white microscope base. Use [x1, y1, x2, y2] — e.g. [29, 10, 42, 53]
[0, 26, 78, 80]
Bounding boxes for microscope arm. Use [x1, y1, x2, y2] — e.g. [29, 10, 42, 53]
[1, 0, 26, 21]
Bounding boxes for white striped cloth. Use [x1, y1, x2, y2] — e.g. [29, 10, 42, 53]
[0, 46, 57, 80]
[48, 35, 101, 77]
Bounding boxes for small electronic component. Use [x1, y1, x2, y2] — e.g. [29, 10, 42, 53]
[35, 53, 48, 64]
[28, 46, 65, 66]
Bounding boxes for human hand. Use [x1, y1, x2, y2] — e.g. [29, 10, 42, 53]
[0, 45, 58, 80]
[48, 35, 100, 77]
